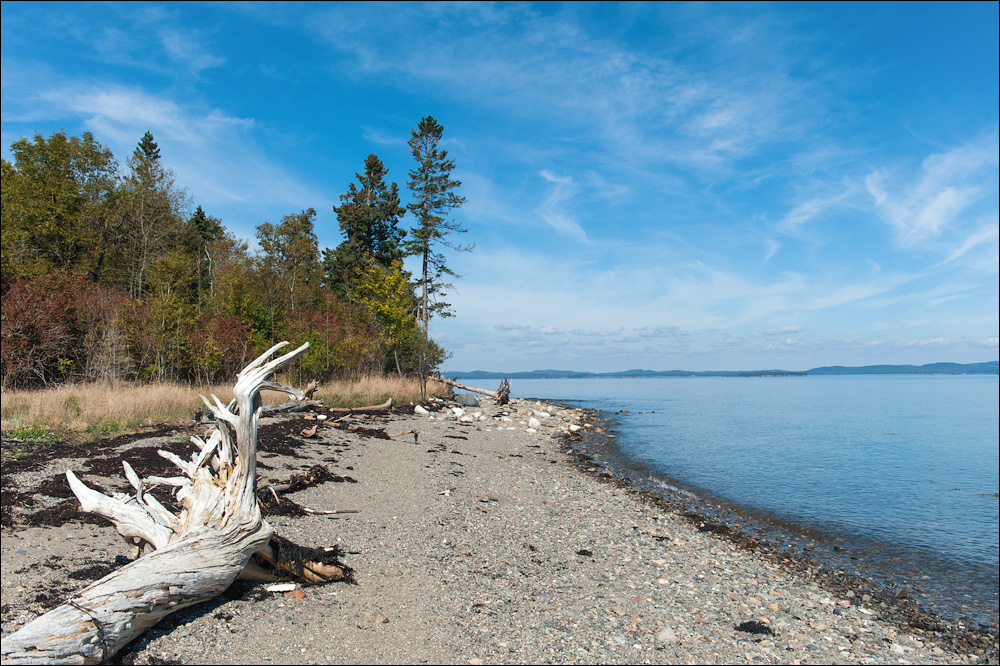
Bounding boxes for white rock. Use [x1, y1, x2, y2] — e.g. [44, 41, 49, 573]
[569, 424, 581, 432]
[534, 411, 550, 418]
[528, 417, 541, 429]
[317, 414, 328, 421]
[655, 627, 677, 643]
[266, 583, 298, 593]
[414, 405, 429, 415]
[452, 407, 465, 417]
[526, 428, 538, 434]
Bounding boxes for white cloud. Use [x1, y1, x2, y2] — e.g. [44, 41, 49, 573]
[537, 170, 590, 242]
[764, 326, 804, 336]
[867, 135, 1000, 247]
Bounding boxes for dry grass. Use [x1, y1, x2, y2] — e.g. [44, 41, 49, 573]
[1, 376, 445, 440]
[316, 375, 445, 408]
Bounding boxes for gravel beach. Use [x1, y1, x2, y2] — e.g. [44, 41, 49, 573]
[2, 395, 997, 664]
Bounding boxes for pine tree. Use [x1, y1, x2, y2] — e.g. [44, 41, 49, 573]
[324, 154, 406, 293]
[405, 116, 469, 341]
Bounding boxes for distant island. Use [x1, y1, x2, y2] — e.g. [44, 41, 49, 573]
[444, 361, 999, 380]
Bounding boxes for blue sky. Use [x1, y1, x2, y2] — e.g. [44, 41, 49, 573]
[2, 1, 997, 372]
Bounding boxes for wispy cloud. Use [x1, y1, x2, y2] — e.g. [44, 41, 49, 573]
[866, 134, 999, 247]
[537, 170, 589, 242]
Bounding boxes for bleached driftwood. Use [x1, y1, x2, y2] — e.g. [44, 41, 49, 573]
[1, 342, 344, 665]
[433, 376, 511, 405]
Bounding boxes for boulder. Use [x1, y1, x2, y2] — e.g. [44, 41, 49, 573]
[455, 393, 480, 407]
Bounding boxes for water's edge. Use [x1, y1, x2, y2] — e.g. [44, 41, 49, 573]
[542, 399, 998, 637]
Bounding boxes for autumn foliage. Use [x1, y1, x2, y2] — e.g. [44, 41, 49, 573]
[2, 130, 447, 390]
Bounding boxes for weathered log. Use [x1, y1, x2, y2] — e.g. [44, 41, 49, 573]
[325, 397, 393, 416]
[432, 376, 510, 404]
[1, 342, 343, 665]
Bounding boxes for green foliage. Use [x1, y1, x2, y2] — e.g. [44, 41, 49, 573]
[256, 208, 321, 315]
[1, 130, 118, 283]
[1, 128, 455, 389]
[348, 261, 422, 373]
[325, 154, 407, 294]
[10, 424, 47, 440]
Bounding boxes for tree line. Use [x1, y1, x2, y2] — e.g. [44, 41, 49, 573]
[1, 118, 467, 389]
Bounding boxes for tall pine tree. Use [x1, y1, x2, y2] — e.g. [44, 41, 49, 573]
[405, 116, 469, 341]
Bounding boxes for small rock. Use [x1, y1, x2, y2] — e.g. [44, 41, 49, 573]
[655, 627, 677, 643]
[528, 417, 541, 429]
[359, 610, 390, 625]
[414, 405, 429, 415]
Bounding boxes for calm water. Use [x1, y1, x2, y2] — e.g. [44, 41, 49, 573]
[462, 375, 1000, 624]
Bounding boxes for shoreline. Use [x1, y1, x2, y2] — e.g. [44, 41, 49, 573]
[2, 394, 997, 664]
[553, 404, 999, 653]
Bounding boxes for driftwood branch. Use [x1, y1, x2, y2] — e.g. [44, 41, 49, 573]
[1, 343, 346, 665]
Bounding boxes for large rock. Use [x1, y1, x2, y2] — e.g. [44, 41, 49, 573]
[455, 393, 480, 407]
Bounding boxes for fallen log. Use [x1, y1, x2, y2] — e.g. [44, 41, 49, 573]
[1, 342, 347, 665]
[325, 397, 393, 416]
[432, 376, 510, 405]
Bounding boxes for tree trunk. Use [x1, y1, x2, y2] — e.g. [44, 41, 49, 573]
[1, 342, 343, 665]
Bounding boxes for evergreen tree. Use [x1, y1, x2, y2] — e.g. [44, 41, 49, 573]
[115, 131, 187, 299]
[404, 116, 469, 342]
[324, 154, 406, 293]
[137, 131, 160, 161]
[183, 206, 224, 309]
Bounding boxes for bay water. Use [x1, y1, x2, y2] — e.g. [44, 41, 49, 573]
[460, 374, 999, 625]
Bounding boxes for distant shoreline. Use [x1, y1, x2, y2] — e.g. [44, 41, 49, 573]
[445, 360, 999, 380]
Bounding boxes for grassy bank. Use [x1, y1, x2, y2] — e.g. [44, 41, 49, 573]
[1, 376, 445, 444]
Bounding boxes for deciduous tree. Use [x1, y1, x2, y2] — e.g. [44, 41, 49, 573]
[1, 131, 117, 283]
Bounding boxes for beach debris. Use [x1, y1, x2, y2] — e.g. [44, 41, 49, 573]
[300, 424, 318, 438]
[387, 429, 419, 443]
[429, 375, 510, 405]
[1, 342, 351, 665]
[285, 589, 307, 600]
[576, 549, 593, 557]
[267, 583, 299, 593]
[735, 620, 774, 635]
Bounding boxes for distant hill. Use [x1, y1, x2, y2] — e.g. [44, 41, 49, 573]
[807, 361, 999, 375]
[443, 361, 998, 380]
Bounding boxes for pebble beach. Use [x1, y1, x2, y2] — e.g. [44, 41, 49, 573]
[1, 394, 996, 664]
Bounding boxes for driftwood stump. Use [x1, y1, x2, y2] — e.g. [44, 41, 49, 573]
[1, 342, 345, 665]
